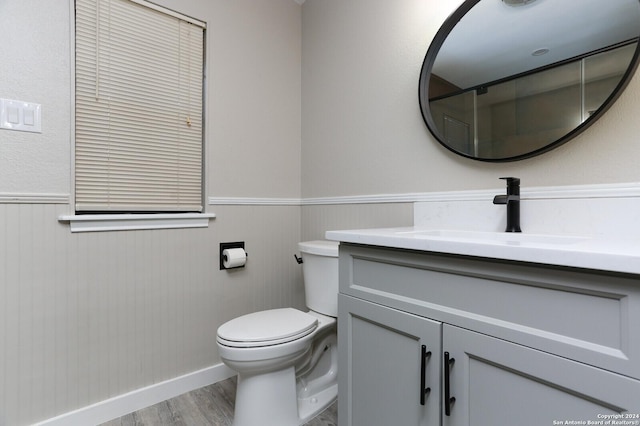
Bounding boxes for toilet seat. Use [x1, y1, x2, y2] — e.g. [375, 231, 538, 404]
[217, 308, 318, 348]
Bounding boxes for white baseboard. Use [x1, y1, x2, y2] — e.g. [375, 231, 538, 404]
[35, 364, 236, 426]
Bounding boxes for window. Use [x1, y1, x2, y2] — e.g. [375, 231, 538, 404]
[75, 0, 205, 213]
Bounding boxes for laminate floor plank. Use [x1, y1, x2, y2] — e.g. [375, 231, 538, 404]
[304, 401, 337, 426]
[99, 376, 337, 426]
[168, 393, 215, 425]
[136, 401, 179, 425]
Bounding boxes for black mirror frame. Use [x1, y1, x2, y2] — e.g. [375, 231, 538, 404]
[418, 0, 640, 162]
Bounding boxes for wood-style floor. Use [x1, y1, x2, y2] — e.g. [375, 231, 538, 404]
[100, 376, 337, 426]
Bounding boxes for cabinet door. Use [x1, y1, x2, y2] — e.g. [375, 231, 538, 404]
[443, 324, 640, 426]
[339, 294, 442, 426]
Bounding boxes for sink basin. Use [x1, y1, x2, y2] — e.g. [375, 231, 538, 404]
[326, 226, 639, 274]
[394, 229, 589, 245]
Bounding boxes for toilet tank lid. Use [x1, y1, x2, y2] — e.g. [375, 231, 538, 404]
[298, 240, 339, 257]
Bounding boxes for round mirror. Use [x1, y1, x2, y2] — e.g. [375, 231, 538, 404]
[419, 0, 640, 162]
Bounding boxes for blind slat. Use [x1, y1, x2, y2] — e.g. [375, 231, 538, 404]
[75, 0, 204, 212]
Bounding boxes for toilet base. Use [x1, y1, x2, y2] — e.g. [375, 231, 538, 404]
[297, 333, 338, 423]
[297, 382, 337, 424]
[233, 367, 299, 426]
[232, 368, 338, 426]
[230, 331, 338, 426]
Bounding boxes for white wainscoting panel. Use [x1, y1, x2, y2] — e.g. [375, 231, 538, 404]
[0, 203, 302, 425]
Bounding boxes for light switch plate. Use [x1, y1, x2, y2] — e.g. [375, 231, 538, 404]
[0, 98, 42, 133]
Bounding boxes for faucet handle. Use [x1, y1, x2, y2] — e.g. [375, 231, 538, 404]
[499, 177, 520, 195]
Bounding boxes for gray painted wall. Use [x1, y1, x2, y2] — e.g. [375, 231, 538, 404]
[301, 0, 640, 198]
[0, 1, 303, 424]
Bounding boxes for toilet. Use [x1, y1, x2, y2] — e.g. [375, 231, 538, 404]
[216, 240, 339, 426]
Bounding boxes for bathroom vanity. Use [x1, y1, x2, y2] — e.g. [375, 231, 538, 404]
[327, 228, 640, 426]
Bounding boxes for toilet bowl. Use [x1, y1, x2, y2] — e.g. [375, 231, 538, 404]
[216, 240, 339, 426]
[217, 309, 337, 426]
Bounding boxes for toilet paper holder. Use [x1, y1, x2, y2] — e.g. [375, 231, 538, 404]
[220, 241, 247, 270]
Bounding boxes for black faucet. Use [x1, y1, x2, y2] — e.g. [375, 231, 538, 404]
[493, 177, 521, 233]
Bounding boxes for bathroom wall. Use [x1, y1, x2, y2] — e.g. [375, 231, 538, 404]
[300, 0, 640, 199]
[0, 0, 302, 424]
[301, 203, 414, 241]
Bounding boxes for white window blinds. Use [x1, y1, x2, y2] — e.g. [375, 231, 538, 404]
[75, 0, 205, 212]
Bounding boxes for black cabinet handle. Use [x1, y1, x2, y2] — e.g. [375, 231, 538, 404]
[420, 345, 432, 405]
[444, 351, 456, 416]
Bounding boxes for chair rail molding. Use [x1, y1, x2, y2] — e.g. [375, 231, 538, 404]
[208, 182, 640, 206]
[0, 193, 70, 204]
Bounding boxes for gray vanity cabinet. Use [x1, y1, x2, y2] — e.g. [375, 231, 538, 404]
[337, 243, 640, 426]
[338, 295, 442, 426]
[443, 324, 640, 426]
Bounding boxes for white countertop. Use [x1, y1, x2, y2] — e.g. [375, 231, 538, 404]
[326, 227, 640, 275]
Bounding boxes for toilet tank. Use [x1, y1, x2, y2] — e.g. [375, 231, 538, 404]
[298, 240, 339, 317]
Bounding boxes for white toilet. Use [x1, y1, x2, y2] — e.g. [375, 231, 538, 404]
[216, 240, 339, 426]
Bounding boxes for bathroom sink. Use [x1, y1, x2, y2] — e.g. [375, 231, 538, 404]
[326, 227, 640, 275]
[394, 229, 589, 245]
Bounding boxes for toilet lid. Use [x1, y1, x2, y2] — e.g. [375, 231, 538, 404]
[217, 308, 318, 348]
